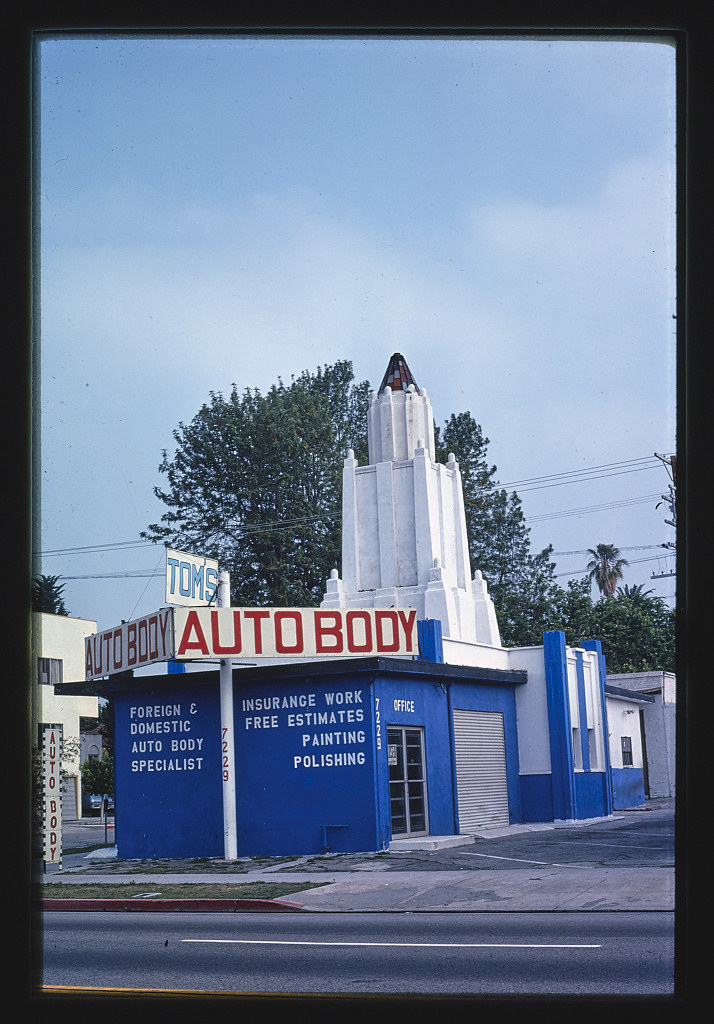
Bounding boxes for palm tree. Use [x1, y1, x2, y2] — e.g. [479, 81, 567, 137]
[32, 574, 69, 615]
[616, 583, 654, 602]
[586, 544, 628, 598]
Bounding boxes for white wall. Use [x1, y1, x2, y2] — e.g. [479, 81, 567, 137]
[607, 672, 676, 797]
[581, 650, 606, 772]
[509, 646, 552, 776]
[606, 695, 644, 770]
[35, 612, 99, 776]
[565, 649, 607, 773]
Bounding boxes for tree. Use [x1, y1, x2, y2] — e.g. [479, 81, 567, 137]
[549, 578, 675, 673]
[434, 411, 561, 646]
[586, 544, 629, 597]
[616, 583, 654, 602]
[80, 750, 114, 799]
[589, 589, 675, 673]
[32, 574, 69, 615]
[143, 361, 371, 607]
[553, 578, 596, 647]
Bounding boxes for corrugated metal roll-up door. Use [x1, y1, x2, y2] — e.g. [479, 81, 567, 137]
[61, 776, 77, 821]
[453, 709, 509, 831]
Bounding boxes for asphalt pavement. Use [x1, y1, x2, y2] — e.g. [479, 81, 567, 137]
[38, 798, 675, 913]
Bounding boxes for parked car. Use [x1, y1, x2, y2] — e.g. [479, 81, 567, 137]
[82, 793, 114, 816]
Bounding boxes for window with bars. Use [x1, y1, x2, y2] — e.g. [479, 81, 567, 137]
[621, 735, 633, 767]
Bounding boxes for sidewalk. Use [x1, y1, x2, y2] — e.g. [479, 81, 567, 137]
[39, 800, 675, 914]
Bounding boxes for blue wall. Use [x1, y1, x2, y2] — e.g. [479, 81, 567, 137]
[542, 631, 577, 821]
[234, 670, 377, 856]
[540, 632, 613, 823]
[582, 639, 614, 816]
[374, 674, 456, 841]
[574, 771, 611, 819]
[110, 658, 526, 858]
[114, 683, 223, 859]
[611, 768, 646, 810]
[519, 775, 554, 823]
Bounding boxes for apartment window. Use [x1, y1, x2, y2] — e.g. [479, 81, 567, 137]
[572, 727, 582, 769]
[621, 735, 633, 767]
[588, 728, 600, 771]
[38, 657, 63, 686]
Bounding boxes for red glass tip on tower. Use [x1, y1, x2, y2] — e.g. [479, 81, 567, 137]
[378, 353, 420, 394]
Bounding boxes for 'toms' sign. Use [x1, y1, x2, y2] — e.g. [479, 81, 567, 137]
[173, 607, 418, 660]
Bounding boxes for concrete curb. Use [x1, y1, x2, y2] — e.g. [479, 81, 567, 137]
[37, 897, 305, 913]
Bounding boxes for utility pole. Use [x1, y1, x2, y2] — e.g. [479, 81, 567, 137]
[653, 453, 676, 580]
[654, 452, 677, 527]
[218, 571, 238, 860]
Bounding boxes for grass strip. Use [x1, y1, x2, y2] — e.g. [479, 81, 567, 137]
[60, 855, 299, 874]
[39, 881, 328, 900]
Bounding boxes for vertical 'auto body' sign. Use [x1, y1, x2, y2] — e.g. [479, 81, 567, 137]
[43, 723, 62, 868]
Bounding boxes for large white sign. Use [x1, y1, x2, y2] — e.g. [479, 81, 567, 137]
[84, 606, 419, 679]
[85, 609, 174, 680]
[173, 607, 418, 660]
[165, 547, 220, 607]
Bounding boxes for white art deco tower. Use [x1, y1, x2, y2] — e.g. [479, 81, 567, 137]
[322, 354, 501, 647]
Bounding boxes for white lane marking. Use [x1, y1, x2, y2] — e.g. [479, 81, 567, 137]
[568, 842, 665, 850]
[182, 939, 601, 949]
[461, 852, 594, 868]
[461, 852, 551, 865]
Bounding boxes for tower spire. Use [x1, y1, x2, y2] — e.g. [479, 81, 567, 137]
[323, 354, 501, 649]
[378, 353, 420, 394]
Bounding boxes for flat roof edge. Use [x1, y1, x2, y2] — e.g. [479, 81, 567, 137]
[54, 656, 527, 697]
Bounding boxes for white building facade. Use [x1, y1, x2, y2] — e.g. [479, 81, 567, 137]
[58, 354, 666, 859]
[33, 612, 99, 818]
[322, 353, 618, 825]
[322, 354, 501, 648]
[607, 671, 676, 798]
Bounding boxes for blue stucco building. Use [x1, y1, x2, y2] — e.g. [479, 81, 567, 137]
[58, 355, 650, 859]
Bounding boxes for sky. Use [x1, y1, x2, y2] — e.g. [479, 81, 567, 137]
[36, 33, 678, 638]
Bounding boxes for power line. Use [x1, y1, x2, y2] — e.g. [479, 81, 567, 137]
[37, 454, 672, 560]
[62, 549, 678, 584]
[525, 493, 661, 524]
[552, 544, 674, 556]
[499, 456, 661, 492]
[39, 540, 155, 557]
[500, 455, 659, 487]
[60, 571, 162, 581]
[556, 553, 675, 579]
[39, 490, 665, 564]
[38, 490, 663, 559]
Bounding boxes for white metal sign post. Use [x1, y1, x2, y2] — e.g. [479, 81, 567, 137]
[218, 571, 238, 860]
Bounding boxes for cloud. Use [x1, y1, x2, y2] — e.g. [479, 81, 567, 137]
[470, 152, 675, 314]
[40, 160, 675, 527]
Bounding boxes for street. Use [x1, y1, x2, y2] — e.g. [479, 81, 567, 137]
[39, 909, 674, 997]
[37, 804, 677, 997]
